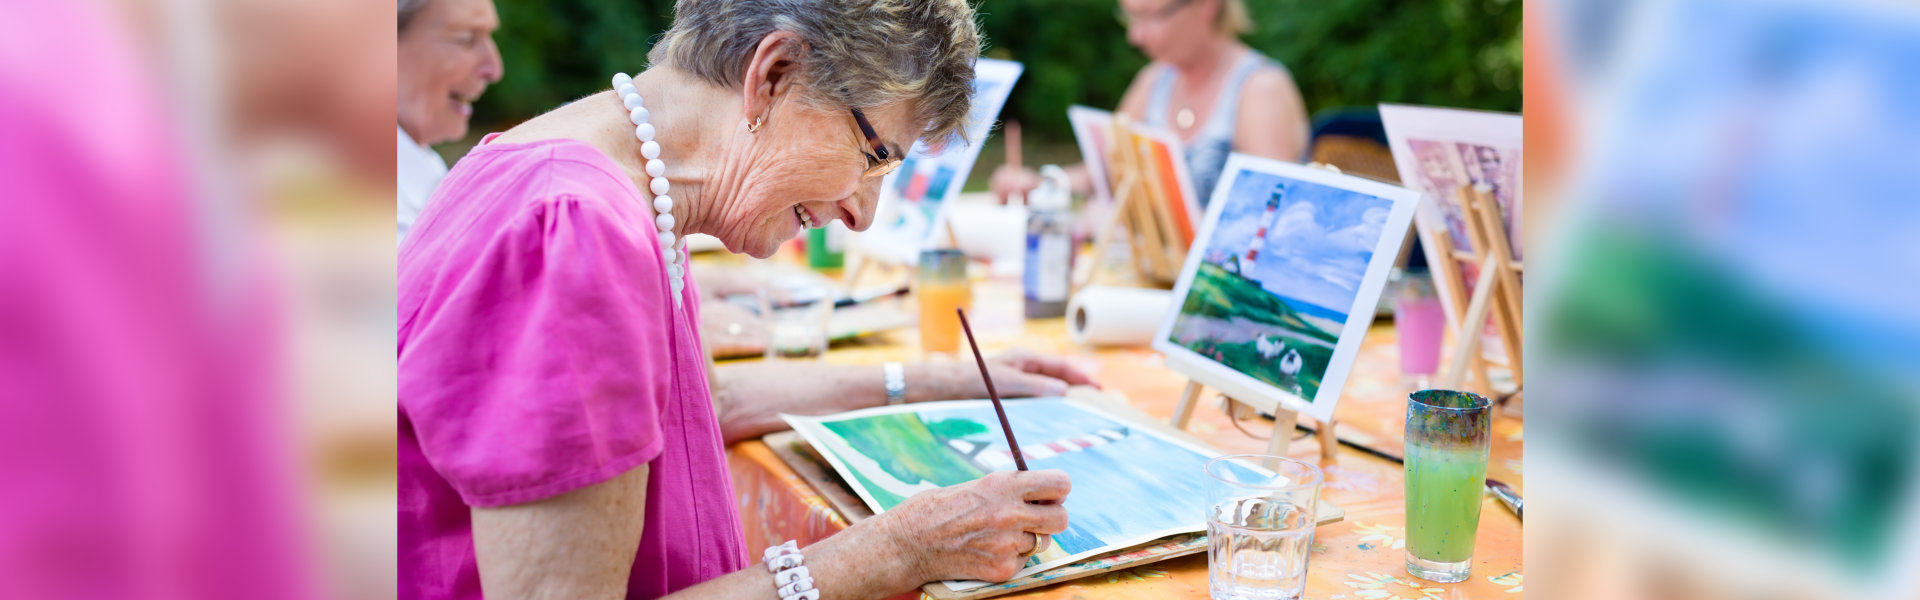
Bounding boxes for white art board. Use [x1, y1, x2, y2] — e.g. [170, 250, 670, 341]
[1066, 105, 1114, 204]
[858, 58, 1024, 264]
[1152, 154, 1419, 423]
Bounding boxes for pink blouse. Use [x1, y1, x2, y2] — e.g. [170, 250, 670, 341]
[398, 136, 746, 599]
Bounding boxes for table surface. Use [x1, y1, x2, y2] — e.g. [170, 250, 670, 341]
[714, 253, 1524, 600]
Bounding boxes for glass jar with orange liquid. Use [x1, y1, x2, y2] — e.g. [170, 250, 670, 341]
[916, 249, 972, 355]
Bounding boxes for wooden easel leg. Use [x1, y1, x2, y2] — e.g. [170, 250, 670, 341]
[1471, 351, 1494, 397]
[1442, 254, 1501, 389]
[1079, 181, 1134, 290]
[1314, 416, 1339, 464]
[1171, 380, 1202, 430]
[1266, 406, 1298, 457]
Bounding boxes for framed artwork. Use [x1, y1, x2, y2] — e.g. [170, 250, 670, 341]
[1379, 104, 1523, 359]
[1151, 154, 1419, 423]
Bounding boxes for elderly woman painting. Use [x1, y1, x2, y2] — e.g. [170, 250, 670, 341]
[397, 1, 1072, 599]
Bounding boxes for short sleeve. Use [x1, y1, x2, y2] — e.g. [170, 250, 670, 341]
[399, 193, 673, 508]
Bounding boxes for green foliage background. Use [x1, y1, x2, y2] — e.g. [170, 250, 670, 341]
[469, 0, 1520, 151]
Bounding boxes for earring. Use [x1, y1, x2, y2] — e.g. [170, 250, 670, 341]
[747, 116, 765, 133]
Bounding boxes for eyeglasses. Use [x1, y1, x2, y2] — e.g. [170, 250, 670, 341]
[850, 108, 902, 179]
[1115, 0, 1192, 27]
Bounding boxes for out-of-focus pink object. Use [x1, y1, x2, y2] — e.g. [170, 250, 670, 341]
[1395, 275, 1445, 377]
[397, 136, 746, 599]
[0, 1, 310, 599]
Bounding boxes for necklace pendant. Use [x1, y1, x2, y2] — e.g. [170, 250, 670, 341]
[1176, 108, 1196, 130]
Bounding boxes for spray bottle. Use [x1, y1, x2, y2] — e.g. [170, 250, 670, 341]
[1024, 165, 1075, 318]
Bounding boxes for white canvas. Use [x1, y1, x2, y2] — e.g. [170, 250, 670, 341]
[1066, 105, 1114, 204]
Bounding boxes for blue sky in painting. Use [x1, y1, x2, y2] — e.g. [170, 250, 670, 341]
[1204, 169, 1394, 316]
[902, 399, 1255, 556]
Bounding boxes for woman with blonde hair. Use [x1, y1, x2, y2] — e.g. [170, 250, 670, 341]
[992, 0, 1310, 205]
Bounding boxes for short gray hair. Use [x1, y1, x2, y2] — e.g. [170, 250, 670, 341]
[399, 0, 429, 32]
[648, 0, 982, 149]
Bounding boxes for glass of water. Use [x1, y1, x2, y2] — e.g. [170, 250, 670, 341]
[1205, 454, 1324, 600]
[760, 286, 833, 361]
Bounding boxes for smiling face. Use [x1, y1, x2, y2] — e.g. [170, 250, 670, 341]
[707, 97, 915, 258]
[397, 0, 503, 146]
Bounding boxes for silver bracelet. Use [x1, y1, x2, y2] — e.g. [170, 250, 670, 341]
[763, 540, 820, 600]
[882, 362, 907, 406]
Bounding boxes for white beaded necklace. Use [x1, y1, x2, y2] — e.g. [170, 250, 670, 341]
[612, 72, 686, 306]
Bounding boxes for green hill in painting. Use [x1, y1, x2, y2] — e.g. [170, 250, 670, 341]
[822, 414, 987, 508]
[1173, 262, 1340, 400]
[1181, 262, 1338, 345]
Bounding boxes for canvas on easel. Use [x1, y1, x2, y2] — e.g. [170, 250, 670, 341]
[1379, 104, 1523, 394]
[1152, 154, 1419, 457]
[1078, 112, 1200, 287]
[1067, 105, 1117, 205]
[850, 58, 1023, 268]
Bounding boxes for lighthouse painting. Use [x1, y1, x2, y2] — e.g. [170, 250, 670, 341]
[1154, 154, 1419, 422]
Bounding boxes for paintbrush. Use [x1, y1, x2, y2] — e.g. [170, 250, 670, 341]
[956, 307, 1028, 471]
[1486, 478, 1523, 521]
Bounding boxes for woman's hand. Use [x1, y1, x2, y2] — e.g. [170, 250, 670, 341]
[875, 470, 1072, 583]
[914, 348, 1101, 402]
[988, 163, 1042, 204]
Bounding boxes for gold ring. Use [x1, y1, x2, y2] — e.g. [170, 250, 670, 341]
[1020, 532, 1048, 558]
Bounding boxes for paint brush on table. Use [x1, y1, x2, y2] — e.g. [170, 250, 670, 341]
[956, 307, 1028, 471]
[1485, 478, 1523, 521]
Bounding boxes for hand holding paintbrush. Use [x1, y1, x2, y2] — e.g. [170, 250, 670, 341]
[955, 307, 1062, 560]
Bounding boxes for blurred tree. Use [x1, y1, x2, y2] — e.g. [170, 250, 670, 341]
[468, 0, 1520, 149]
[475, 0, 674, 127]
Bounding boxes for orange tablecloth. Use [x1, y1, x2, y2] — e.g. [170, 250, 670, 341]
[722, 271, 1524, 599]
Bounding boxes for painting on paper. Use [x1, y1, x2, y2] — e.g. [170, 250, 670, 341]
[1380, 104, 1523, 361]
[783, 397, 1259, 590]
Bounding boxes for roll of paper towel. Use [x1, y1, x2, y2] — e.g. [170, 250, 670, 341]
[1067, 286, 1174, 347]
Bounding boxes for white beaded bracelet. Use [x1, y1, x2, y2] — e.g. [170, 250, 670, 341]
[762, 540, 820, 600]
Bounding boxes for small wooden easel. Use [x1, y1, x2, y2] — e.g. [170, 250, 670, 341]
[1154, 160, 1361, 464]
[1078, 115, 1192, 289]
[1434, 183, 1524, 393]
[1168, 381, 1340, 463]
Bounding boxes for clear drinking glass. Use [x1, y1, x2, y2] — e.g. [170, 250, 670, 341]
[1206, 454, 1324, 600]
[761, 288, 832, 361]
[1403, 389, 1492, 582]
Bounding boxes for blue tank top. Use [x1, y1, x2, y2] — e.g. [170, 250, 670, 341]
[1142, 50, 1279, 207]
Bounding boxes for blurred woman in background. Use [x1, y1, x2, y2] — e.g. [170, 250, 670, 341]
[991, 0, 1309, 205]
